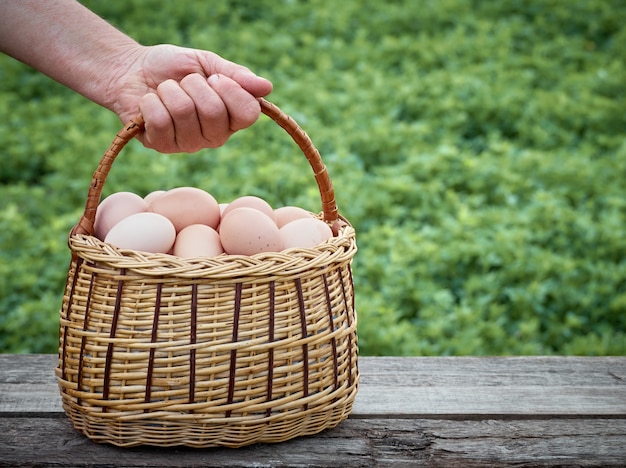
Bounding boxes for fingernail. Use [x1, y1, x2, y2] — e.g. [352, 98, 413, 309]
[208, 74, 220, 85]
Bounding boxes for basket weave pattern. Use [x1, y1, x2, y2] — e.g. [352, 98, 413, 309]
[56, 100, 358, 448]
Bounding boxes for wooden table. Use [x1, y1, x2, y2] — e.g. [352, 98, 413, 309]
[1, 354, 625, 467]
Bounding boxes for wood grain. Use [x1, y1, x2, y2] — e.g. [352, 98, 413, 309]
[1, 354, 625, 466]
[2, 355, 625, 416]
[1, 416, 624, 467]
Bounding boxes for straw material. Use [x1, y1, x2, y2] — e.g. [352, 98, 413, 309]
[57, 99, 358, 448]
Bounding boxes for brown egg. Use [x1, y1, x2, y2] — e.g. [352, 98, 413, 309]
[219, 207, 282, 255]
[279, 217, 333, 249]
[94, 191, 148, 240]
[148, 186, 220, 232]
[104, 212, 176, 253]
[221, 195, 275, 223]
[173, 224, 224, 258]
[274, 205, 315, 228]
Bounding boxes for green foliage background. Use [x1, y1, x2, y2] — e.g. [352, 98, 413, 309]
[1, 0, 625, 355]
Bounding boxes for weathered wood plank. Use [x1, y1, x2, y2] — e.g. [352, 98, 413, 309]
[2, 355, 625, 417]
[1, 355, 625, 466]
[359, 356, 626, 387]
[1, 416, 624, 467]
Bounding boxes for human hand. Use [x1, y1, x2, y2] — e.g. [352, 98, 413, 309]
[109, 44, 273, 153]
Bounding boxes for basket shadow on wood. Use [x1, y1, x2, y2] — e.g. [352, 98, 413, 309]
[56, 99, 359, 448]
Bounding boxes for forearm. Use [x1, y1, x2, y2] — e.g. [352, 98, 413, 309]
[1, 0, 273, 153]
[0, 0, 140, 110]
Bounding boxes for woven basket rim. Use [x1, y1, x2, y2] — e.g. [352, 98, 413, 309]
[68, 222, 356, 278]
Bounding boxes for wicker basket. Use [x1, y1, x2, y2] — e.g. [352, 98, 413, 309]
[56, 98, 358, 448]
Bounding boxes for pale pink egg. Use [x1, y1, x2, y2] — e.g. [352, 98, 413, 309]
[221, 195, 275, 223]
[279, 217, 333, 249]
[148, 186, 220, 232]
[104, 212, 176, 253]
[274, 206, 315, 228]
[94, 191, 148, 241]
[216, 203, 229, 232]
[173, 224, 224, 258]
[219, 207, 282, 255]
[143, 190, 166, 205]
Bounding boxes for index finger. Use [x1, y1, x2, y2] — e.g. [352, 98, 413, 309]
[207, 74, 262, 132]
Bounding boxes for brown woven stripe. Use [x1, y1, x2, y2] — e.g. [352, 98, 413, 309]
[145, 282, 162, 408]
[266, 281, 276, 418]
[348, 265, 355, 312]
[295, 278, 309, 410]
[340, 268, 354, 388]
[189, 283, 198, 405]
[103, 269, 126, 402]
[60, 257, 83, 379]
[226, 283, 243, 417]
[322, 273, 339, 390]
[76, 268, 97, 404]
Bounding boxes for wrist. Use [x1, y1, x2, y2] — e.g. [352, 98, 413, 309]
[87, 42, 147, 116]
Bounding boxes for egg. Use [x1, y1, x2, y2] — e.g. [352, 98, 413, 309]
[274, 205, 315, 228]
[279, 217, 333, 249]
[219, 207, 282, 255]
[173, 224, 224, 258]
[104, 212, 176, 253]
[221, 195, 275, 223]
[143, 190, 166, 205]
[94, 191, 148, 240]
[148, 186, 220, 232]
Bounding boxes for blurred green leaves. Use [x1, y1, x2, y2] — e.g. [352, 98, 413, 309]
[1, 0, 624, 355]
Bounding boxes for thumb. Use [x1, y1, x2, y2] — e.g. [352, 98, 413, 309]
[198, 51, 273, 98]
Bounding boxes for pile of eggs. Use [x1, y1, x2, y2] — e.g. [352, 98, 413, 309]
[94, 187, 333, 257]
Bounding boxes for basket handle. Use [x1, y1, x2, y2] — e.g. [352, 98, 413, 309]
[71, 98, 342, 238]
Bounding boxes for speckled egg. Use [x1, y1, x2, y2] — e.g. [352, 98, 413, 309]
[219, 207, 282, 255]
